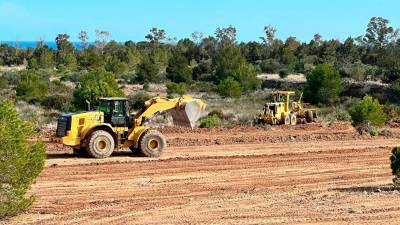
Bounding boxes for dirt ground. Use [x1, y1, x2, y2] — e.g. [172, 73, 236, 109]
[4, 123, 400, 225]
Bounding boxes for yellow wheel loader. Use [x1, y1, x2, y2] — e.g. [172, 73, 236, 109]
[51, 96, 206, 158]
[255, 91, 317, 125]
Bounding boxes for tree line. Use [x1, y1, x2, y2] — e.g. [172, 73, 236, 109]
[1, 17, 400, 102]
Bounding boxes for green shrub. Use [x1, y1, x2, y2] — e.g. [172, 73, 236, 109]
[388, 80, 400, 104]
[208, 109, 227, 120]
[304, 64, 342, 105]
[260, 59, 280, 73]
[0, 100, 46, 218]
[73, 68, 124, 109]
[16, 70, 49, 100]
[279, 68, 289, 78]
[199, 114, 221, 128]
[166, 51, 192, 83]
[166, 82, 186, 96]
[322, 107, 352, 123]
[384, 104, 400, 122]
[128, 91, 151, 110]
[355, 122, 379, 136]
[190, 82, 216, 93]
[0, 76, 9, 89]
[143, 81, 150, 91]
[348, 95, 386, 127]
[40, 95, 73, 112]
[217, 77, 242, 98]
[390, 147, 400, 186]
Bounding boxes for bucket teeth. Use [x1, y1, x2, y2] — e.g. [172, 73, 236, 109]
[170, 100, 206, 128]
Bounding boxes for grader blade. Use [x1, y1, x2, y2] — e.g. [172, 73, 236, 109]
[170, 100, 206, 128]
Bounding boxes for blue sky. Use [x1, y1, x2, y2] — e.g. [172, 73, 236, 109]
[0, 0, 399, 42]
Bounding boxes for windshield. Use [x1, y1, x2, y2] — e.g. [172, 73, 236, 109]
[99, 101, 112, 114]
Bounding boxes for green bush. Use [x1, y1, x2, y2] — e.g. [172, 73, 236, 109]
[166, 51, 192, 83]
[16, 70, 49, 100]
[208, 109, 228, 120]
[348, 96, 386, 127]
[215, 45, 260, 93]
[304, 64, 342, 105]
[279, 68, 289, 78]
[190, 82, 216, 93]
[199, 114, 221, 128]
[166, 82, 186, 96]
[128, 91, 151, 110]
[0, 76, 9, 89]
[40, 95, 73, 112]
[355, 122, 379, 136]
[217, 77, 242, 98]
[0, 100, 46, 218]
[143, 81, 150, 91]
[321, 107, 352, 123]
[388, 80, 400, 104]
[390, 147, 400, 186]
[73, 68, 124, 109]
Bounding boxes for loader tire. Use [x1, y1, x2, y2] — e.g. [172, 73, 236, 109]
[305, 110, 314, 123]
[139, 130, 166, 157]
[86, 130, 115, 158]
[290, 114, 297, 125]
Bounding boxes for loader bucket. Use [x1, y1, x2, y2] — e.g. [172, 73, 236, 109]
[170, 99, 206, 128]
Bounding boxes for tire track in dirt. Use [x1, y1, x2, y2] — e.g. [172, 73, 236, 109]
[5, 137, 400, 225]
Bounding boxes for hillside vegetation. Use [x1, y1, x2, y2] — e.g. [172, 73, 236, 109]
[0, 17, 400, 127]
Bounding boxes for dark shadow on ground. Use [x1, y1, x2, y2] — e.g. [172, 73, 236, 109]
[46, 150, 141, 159]
[333, 184, 400, 193]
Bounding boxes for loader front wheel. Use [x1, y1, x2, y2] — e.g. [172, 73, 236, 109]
[86, 130, 115, 158]
[139, 130, 166, 157]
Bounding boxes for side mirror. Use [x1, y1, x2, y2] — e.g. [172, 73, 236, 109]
[86, 100, 91, 111]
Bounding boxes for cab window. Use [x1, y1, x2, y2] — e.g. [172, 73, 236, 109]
[113, 101, 125, 116]
[99, 101, 112, 114]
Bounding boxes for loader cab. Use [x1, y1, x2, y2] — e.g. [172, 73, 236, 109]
[98, 97, 131, 128]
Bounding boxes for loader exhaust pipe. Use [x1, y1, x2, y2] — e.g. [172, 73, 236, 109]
[86, 100, 91, 111]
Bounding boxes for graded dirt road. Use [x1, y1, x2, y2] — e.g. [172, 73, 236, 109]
[5, 123, 400, 225]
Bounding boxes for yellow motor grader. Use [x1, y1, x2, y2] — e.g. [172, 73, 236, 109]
[52, 96, 206, 158]
[255, 91, 317, 125]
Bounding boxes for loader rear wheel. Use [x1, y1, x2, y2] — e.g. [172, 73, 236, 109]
[290, 114, 297, 125]
[86, 130, 115, 158]
[305, 110, 314, 123]
[139, 130, 166, 157]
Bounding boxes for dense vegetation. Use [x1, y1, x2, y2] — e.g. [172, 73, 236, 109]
[0, 17, 399, 123]
[0, 100, 46, 218]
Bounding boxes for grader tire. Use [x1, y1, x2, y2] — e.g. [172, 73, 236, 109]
[283, 115, 290, 125]
[86, 130, 115, 158]
[139, 130, 166, 157]
[305, 110, 314, 123]
[290, 114, 297, 125]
